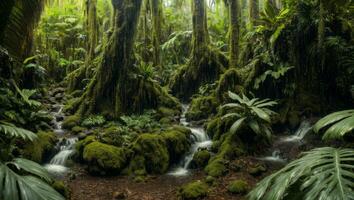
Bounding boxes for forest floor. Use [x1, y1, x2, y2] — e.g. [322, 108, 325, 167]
[66, 157, 273, 200]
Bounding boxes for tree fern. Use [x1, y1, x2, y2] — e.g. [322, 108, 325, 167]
[313, 109, 354, 140]
[248, 147, 354, 200]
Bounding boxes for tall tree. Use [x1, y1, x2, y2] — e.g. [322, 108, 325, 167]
[248, 0, 259, 27]
[78, 0, 177, 117]
[149, 0, 163, 68]
[170, 0, 227, 100]
[228, 0, 241, 68]
[85, 0, 99, 61]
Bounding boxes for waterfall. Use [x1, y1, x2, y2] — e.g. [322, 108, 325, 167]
[281, 120, 312, 142]
[168, 104, 212, 176]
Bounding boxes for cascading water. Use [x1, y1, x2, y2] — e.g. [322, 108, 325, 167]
[45, 102, 77, 176]
[168, 104, 212, 176]
[258, 120, 312, 164]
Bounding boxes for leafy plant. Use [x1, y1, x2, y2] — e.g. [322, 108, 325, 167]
[221, 91, 277, 140]
[120, 110, 161, 132]
[82, 115, 106, 128]
[0, 122, 64, 200]
[313, 109, 354, 140]
[248, 147, 354, 200]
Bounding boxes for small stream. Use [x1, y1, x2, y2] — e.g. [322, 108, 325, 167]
[168, 104, 212, 176]
[258, 120, 313, 164]
[45, 99, 77, 176]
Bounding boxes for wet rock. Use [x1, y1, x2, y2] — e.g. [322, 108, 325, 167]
[227, 180, 248, 194]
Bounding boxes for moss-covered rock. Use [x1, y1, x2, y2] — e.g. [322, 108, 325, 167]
[100, 126, 136, 147]
[83, 142, 128, 175]
[71, 126, 85, 134]
[248, 164, 267, 177]
[128, 134, 169, 174]
[205, 158, 228, 177]
[215, 68, 243, 103]
[157, 106, 180, 118]
[191, 150, 210, 168]
[185, 96, 218, 121]
[178, 180, 209, 200]
[206, 116, 234, 140]
[205, 176, 216, 186]
[75, 135, 96, 161]
[162, 126, 191, 163]
[62, 115, 81, 130]
[52, 181, 71, 199]
[22, 131, 57, 163]
[227, 180, 248, 194]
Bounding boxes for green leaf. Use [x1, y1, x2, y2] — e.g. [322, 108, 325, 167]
[251, 106, 271, 123]
[0, 123, 37, 141]
[230, 117, 246, 134]
[8, 158, 52, 182]
[313, 110, 354, 133]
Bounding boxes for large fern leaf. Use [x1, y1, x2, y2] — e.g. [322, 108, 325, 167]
[313, 110, 354, 140]
[0, 160, 64, 200]
[248, 147, 354, 200]
[0, 122, 37, 141]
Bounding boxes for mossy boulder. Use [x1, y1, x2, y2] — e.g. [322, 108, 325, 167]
[205, 158, 228, 177]
[83, 142, 128, 175]
[75, 135, 96, 161]
[63, 97, 81, 114]
[191, 150, 210, 168]
[157, 106, 180, 118]
[227, 180, 248, 194]
[71, 126, 85, 134]
[62, 115, 81, 130]
[100, 126, 136, 147]
[186, 96, 218, 121]
[206, 116, 234, 140]
[128, 134, 169, 174]
[161, 126, 191, 163]
[178, 181, 209, 200]
[52, 181, 71, 199]
[248, 164, 267, 177]
[215, 68, 243, 102]
[22, 131, 57, 163]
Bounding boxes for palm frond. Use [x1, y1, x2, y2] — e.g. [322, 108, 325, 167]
[313, 110, 354, 140]
[0, 122, 37, 141]
[248, 147, 354, 200]
[0, 161, 64, 200]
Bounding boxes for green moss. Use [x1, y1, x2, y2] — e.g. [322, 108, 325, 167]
[185, 96, 218, 121]
[210, 140, 221, 153]
[71, 126, 85, 134]
[62, 115, 81, 130]
[191, 150, 210, 168]
[52, 181, 70, 198]
[206, 116, 234, 140]
[128, 134, 169, 174]
[63, 97, 81, 114]
[205, 176, 216, 185]
[157, 106, 180, 118]
[83, 142, 128, 175]
[22, 131, 57, 163]
[100, 125, 136, 147]
[162, 126, 191, 163]
[75, 136, 96, 161]
[215, 68, 243, 103]
[227, 180, 248, 194]
[178, 181, 209, 200]
[205, 158, 228, 177]
[248, 164, 267, 176]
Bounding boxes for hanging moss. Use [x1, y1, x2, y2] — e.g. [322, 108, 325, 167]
[169, 0, 228, 101]
[76, 0, 178, 118]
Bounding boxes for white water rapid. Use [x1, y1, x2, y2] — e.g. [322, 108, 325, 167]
[168, 104, 212, 176]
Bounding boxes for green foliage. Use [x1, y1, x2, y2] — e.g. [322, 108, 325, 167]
[248, 147, 354, 200]
[254, 64, 294, 89]
[22, 131, 57, 163]
[221, 91, 277, 140]
[120, 110, 161, 132]
[0, 159, 64, 200]
[0, 122, 37, 141]
[81, 115, 106, 128]
[313, 109, 354, 140]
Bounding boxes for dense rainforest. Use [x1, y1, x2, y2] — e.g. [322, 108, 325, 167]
[0, 0, 354, 199]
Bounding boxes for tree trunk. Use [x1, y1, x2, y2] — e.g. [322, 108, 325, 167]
[169, 0, 227, 100]
[228, 0, 240, 68]
[149, 0, 163, 68]
[0, 1, 15, 43]
[85, 0, 99, 61]
[248, 0, 259, 27]
[78, 0, 178, 117]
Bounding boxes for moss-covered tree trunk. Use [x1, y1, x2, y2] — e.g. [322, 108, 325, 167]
[149, 0, 163, 68]
[77, 0, 178, 117]
[228, 0, 241, 68]
[0, 1, 15, 43]
[86, 0, 99, 61]
[248, 0, 259, 27]
[169, 0, 227, 101]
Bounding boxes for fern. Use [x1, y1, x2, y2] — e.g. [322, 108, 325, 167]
[248, 147, 354, 200]
[0, 122, 37, 141]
